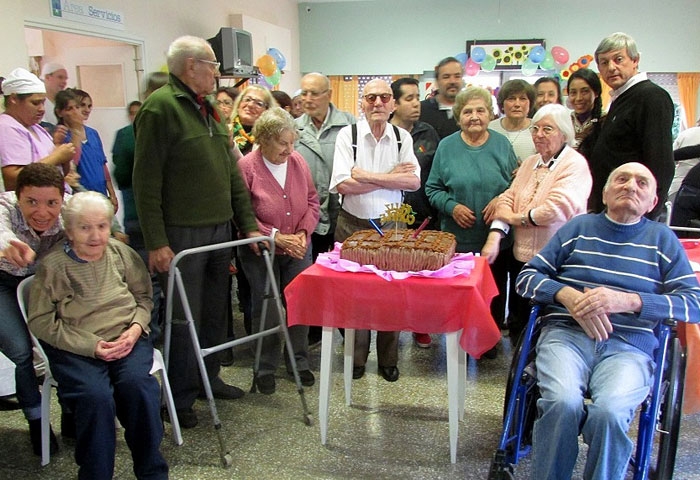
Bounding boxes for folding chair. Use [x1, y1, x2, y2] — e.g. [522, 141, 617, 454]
[16, 275, 182, 467]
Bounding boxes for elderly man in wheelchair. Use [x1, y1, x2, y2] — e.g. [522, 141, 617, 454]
[511, 162, 700, 480]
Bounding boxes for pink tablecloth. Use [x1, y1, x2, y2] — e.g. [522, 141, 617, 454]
[285, 256, 501, 358]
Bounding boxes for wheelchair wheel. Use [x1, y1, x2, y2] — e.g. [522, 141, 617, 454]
[502, 328, 540, 450]
[655, 337, 686, 479]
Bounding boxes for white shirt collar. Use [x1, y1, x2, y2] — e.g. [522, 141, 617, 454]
[609, 72, 647, 103]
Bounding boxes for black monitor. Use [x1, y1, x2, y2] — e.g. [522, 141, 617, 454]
[208, 27, 255, 76]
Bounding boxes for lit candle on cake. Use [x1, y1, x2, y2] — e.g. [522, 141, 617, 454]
[369, 218, 384, 236]
[412, 216, 432, 238]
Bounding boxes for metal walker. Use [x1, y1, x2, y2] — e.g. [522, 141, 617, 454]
[163, 235, 312, 468]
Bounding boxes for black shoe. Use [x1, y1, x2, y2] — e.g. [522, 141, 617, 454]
[256, 374, 276, 394]
[60, 410, 76, 440]
[166, 408, 198, 429]
[297, 370, 315, 387]
[207, 378, 245, 400]
[28, 418, 58, 456]
[352, 365, 365, 380]
[220, 348, 234, 367]
[481, 346, 498, 360]
[378, 366, 400, 382]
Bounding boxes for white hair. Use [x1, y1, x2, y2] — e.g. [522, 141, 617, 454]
[532, 103, 575, 146]
[62, 191, 113, 231]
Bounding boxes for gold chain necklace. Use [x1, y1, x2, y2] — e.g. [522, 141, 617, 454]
[525, 162, 552, 207]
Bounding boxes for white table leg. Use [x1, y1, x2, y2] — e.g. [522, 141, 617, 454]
[458, 341, 467, 421]
[319, 326, 334, 445]
[343, 328, 355, 406]
[445, 330, 463, 464]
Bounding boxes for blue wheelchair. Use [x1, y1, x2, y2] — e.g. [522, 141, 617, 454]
[488, 306, 686, 480]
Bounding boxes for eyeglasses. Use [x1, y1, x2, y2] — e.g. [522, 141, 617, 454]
[300, 89, 329, 99]
[529, 125, 558, 136]
[217, 99, 234, 107]
[363, 93, 392, 104]
[240, 96, 268, 109]
[196, 58, 221, 70]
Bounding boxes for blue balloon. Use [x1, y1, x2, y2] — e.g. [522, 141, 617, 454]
[266, 47, 287, 71]
[454, 52, 468, 65]
[528, 45, 546, 64]
[471, 47, 486, 64]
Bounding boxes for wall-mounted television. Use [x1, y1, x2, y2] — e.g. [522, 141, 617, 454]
[208, 27, 255, 76]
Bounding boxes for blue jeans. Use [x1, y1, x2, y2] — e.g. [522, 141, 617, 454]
[238, 245, 311, 376]
[532, 325, 654, 480]
[43, 338, 168, 480]
[0, 272, 41, 420]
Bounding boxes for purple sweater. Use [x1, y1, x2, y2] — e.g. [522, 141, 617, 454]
[238, 149, 320, 250]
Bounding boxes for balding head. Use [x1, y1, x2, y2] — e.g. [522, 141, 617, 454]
[300, 72, 332, 123]
[602, 162, 658, 223]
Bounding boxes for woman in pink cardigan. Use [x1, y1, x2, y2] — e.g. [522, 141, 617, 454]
[237, 107, 320, 395]
[488, 103, 592, 342]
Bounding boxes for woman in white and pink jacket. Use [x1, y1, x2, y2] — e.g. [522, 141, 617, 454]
[487, 103, 592, 342]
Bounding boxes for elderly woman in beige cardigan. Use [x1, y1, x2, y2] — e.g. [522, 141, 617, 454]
[488, 103, 592, 342]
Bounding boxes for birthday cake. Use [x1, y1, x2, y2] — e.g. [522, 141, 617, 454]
[340, 229, 457, 272]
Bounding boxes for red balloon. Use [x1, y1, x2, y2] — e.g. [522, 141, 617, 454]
[551, 46, 570, 66]
[465, 58, 480, 76]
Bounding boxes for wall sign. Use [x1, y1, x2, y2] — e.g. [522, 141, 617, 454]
[50, 0, 125, 30]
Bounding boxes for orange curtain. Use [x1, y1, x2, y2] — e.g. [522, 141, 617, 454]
[330, 75, 359, 118]
[678, 73, 700, 127]
[599, 73, 612, 112]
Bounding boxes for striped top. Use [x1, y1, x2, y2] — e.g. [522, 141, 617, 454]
[516, 213, 700, 357]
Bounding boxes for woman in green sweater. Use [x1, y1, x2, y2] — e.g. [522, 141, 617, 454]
[426, 86, 517, 337]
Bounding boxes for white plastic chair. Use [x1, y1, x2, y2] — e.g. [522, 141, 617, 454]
[16, 275, 182, 466]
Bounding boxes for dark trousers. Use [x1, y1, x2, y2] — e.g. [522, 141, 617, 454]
[0, 272, 39, 420]
[43, 339, 168, 480]
[161, 222, 232, 410]
[238, 245, 311, 375]
[335, 209, 402, 368]
[671, 184, 700, 238]
[125, 219, 162, 343]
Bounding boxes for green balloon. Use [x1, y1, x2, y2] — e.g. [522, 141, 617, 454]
[540, 51, 555, 70]
[521, 59, 538, 76]
[481, 54, 497, 72]
[265, 69, 282, 86]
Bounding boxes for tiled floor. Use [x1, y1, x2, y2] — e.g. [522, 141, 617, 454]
[1, 329, 699, 479]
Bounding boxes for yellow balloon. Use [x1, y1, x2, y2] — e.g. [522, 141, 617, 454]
[256, 54, 277, 77]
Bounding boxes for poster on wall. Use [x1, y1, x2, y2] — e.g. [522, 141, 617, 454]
[466, 39, 545, 69]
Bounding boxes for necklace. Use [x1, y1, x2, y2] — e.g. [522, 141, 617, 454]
[525, 161, 553, 207]
[501, 118, 529, 147]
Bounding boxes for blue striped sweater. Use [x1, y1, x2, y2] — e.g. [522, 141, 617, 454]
[516, 213, 700, 357]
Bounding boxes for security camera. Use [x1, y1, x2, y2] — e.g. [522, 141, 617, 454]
[305, 6, 311, 13]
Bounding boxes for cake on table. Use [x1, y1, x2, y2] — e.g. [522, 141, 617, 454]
[340, 229, 457, 272]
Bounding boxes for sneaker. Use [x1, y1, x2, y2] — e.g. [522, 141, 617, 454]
[28, 418, 58, 456]
[413, 333, 432, 348]
[255, 374, 276, 395]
